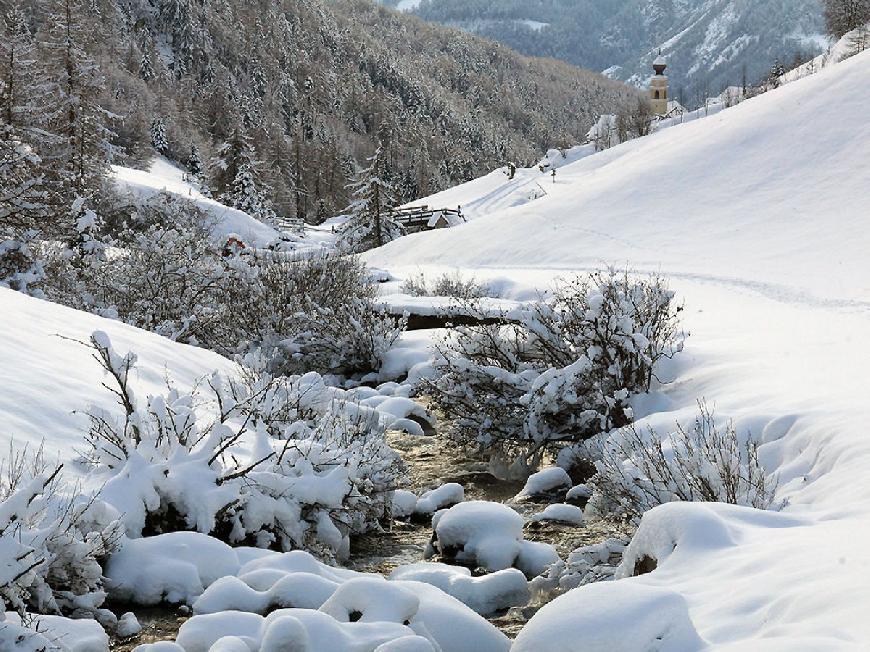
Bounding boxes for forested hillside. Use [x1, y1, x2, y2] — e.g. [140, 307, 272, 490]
[1, 0, 637, 226]
[387, 0, 828, 103]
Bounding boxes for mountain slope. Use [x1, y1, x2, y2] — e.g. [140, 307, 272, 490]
[366, 52, 870, 647]
[24, 0, 637, 222]
[368, 50, 870, 303]
[388, 0, 828, 100]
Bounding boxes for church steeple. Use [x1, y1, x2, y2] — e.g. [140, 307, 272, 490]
[650, 51, 669, 115]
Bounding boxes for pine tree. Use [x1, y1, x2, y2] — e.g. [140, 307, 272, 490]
[150, 117, 169, 155]
[337, 145, 403, 253]
[185, 143, 208, 194]
[0, 131, 48, 235]
[222, 158, 274, 221]
[213, 129, 274, 221]
[139, 47, 154, 81]
[0, 7, 51, 235]
[38, 0, 118, 203]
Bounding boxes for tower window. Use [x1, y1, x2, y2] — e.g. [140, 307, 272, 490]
[654, 90, 660, 99]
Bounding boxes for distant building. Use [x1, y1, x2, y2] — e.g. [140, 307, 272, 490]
[650, 54, 669, 115]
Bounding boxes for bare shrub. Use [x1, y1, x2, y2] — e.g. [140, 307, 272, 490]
[401, 270, 497, 301]
[589, 401, 779, 522]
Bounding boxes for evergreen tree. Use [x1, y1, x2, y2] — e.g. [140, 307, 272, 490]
[38, 0, 118, 203]
[139, 47, 154, 81]
[222, 158, 275, 222]
[213, 129, 274, 221]
[337, 145, 403, 253]
[0, 7, 51, 235]
[0, 131, 48, 235]
[150, 116, 169, 155]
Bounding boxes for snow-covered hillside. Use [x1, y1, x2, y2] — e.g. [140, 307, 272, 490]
[0, 287, 240, 460]
[112, 159, 280, 246]
[365, 50, 870, 648]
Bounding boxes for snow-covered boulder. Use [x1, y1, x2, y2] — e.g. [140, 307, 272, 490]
[413, 483, 465, 517]
[391, 490, 419, 519]
[514, 468, 572, 502]
[320, 577, 420, 624]
[104, 533, 241, 605]
[390, 562, 529, 616]
[512, 582, 705, 651]
[430, 501, 557, 577]
[529, 504, 584, 526]
[564, 484, 593, 506]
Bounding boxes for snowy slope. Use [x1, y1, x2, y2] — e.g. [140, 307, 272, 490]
[0, 288, 240, 462]
[369, 50, 870, 304]
[367, 51, 870, 648]
[112, 159, 279, 246]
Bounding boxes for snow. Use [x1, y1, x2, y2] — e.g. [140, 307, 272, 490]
[413, 483, 464, 516]
[116, 612, 142, 638]
[104, 532, 241, 605]
[391, 489, 419, 519]
[513, 467, 572, 501]
[111, 158, 279, 247]
[2, 613, 109, 652]
[0, 287, 240, 462]
[102, 536, 509, 651]
[389, 563, 528, 616]
[360, 51, 870, 648]
[513, 582, 705, 652]
[565, 484, 593, 503]
[529, 504, 584, 526]
[430, 501, 556, 576]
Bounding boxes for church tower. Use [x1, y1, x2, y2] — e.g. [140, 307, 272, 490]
[650, 53, 669, 116]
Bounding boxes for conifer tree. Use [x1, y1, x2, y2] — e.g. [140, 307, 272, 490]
[213, 128, 274, 221]
[139, 47, 154, 81]
[150, 117, 169, 155]
[38, 0, 118, 203]
[0, 7, 51, 234]
[337, 145, 403, 253]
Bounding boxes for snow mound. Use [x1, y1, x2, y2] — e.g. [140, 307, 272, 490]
[105, 533, 241, 605]
[512, 582, 706, 651]
[391, 490, 419, 519]
[529, 504, 584, 525]
[1, 613, 109, 652]
[430, 501, 557, 577]
[389, 562, 529, 616]
[414, 483, 465, 516]
[113, 535, 508, 652]
[514, 468, 572, 501]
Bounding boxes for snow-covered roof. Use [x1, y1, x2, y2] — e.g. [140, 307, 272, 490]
[653, 54, 668, 67]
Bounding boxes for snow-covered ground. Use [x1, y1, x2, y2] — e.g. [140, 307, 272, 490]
[112, 159, 280, 246]
[362, 50, 870, 648]
[0, 287, 240, 460]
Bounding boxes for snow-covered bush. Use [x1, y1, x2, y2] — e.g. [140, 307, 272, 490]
[589, 402, 779, 522]
[231, 251, 406, 377]
[83, 332, 404, 560]
[426, 270, 683, 463]
[0, 233, 44, 296]
[0, 444, 119, 617]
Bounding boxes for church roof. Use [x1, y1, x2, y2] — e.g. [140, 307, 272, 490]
[653, 54, 668, 67]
